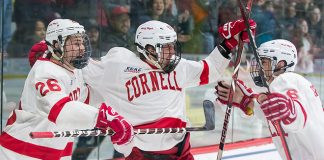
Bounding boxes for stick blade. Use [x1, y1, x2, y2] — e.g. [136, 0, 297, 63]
[203, 100, 215, 130]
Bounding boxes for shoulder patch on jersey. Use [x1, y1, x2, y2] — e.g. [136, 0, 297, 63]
[124, 66, 142, 73]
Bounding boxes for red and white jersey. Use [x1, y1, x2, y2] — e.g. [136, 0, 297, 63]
[254, 72, 324, 160]
[82, 47, 229, 155]
[0, 58, 99, 160]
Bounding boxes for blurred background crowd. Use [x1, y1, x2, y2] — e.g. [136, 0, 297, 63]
[0, 0, 323, 74]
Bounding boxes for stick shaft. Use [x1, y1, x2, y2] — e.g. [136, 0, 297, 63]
[31, 100, 215, 139]
[30, 126, 212, 139]
[216, 1, 253, 160]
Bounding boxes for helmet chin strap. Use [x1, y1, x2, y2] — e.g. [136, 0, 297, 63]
[134, 43, 163, 71]
[273, 62, 295, 72]
[45, 40, 64, 62]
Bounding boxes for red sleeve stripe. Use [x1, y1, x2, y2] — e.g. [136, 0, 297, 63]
[83, 85, 90, 104]
[199, 60, 209, 85]
[48, 97, 71, 123]
[5, 110, 16, 126]
[0, 132, 73, 159]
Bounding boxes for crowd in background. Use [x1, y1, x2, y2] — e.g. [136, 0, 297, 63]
[0, 0, 323, 70]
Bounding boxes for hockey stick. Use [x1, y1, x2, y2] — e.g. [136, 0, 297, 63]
[237, 0, 292, 159]
[30, 100, 215, 139]
[216, 1, 253, 159]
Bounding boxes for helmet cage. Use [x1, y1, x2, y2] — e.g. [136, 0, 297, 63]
[63, 33, 92, 69]
[249, 56, 276, 87]
[155, 41, 181, 73]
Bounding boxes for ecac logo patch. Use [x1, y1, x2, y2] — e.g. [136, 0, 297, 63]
[124, 66, 142, 73]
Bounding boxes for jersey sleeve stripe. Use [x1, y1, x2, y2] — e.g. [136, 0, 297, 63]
[83, 85, 90, 104]
[48, 97, 72, 123]
[0, 132, 73, 159]
[199, 60, 209, 85]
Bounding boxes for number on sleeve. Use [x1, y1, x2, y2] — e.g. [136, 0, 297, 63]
[35, 79, 62, 96]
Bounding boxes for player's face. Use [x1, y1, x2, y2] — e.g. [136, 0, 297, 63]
[63, 34, 85, 63]
[160, 43, 176, 66]
[260, 57, 273, 82]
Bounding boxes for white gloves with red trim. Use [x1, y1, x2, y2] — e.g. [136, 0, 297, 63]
[259, 93, 296, 124]
[215, 79, 255, 115]
[95, 103, 134, 145]
[218, 19, 256, 50]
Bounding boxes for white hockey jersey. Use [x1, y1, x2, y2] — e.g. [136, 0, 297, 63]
[82, 47, 230, 156]
[254, 72, 324, 160]
[0, 58, 99, 160]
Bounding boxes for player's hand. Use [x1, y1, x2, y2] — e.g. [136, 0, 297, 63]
[215, 79, 255, 115]
[259, 93, 296, 124]
[28, 40, 48, 67]
[96, 103, 134, 145]
[218, 19, 256, 50]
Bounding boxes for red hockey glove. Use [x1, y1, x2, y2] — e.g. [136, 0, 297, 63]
[215, 79, 255, 115]
[260, 93, 296, 125]
[218, 19, 256, 50]
[96, 103, 134, 145]
[28, 40, 48, 67]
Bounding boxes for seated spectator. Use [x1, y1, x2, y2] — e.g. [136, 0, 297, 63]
[8, 19, 46, 57]
[103, 5, 136, 52]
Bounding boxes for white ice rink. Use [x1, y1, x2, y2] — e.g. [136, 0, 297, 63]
[194, 143, 282, 160]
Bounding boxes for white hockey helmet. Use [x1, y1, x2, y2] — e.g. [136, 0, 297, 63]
[257, 39, 297, 72]
[250, 39, 298, 87]
[45, 19, 91, 69]
[135, 20, 181, 73]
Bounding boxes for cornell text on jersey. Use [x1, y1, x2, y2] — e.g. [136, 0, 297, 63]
[126, 71, 182, 101]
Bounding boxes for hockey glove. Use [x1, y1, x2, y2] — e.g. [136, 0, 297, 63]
[215, 79, 255, 115]
[96, 103, 134, 145]
[218, 19, 256, 51]
[260, 93, 296, 125]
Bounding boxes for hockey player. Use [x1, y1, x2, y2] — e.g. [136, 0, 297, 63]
[0, 19, 133, 160]
[82, 19, 256, 159]
[215, 39, 324, 159]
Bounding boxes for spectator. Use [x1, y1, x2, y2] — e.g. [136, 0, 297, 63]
[83, 19, 106, 59]
[279, 2, 298, 40]
[138, 0, 176, 27]
[7, 19, 46, 57]
[295, 0, 315, 19]
[103, 5, 136, 52]
[291, 18, 316, 74]
[252, 0, 278, 46]
[307, 6, 323, 47]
